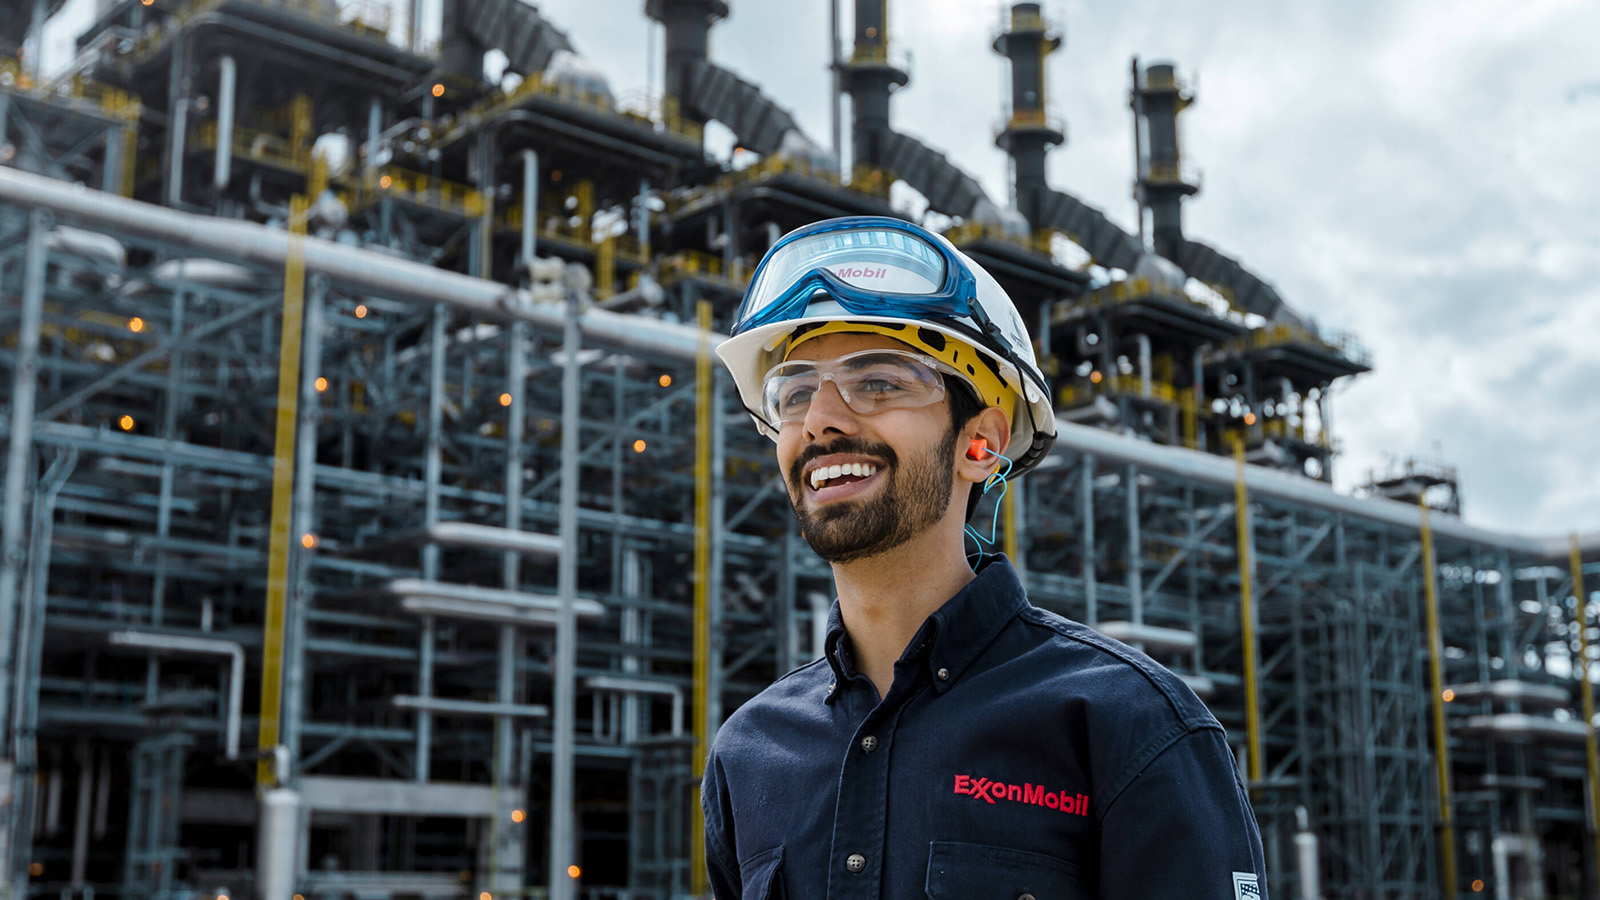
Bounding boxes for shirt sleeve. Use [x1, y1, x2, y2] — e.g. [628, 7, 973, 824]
[1096, 727, 1268, 900]
[701, 748, 741, 900]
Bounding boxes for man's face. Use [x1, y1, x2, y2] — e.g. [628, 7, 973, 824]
[774, 332, 961, 564]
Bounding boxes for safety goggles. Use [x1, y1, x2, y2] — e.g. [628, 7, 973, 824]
[731, 218, 981, 337]
[760, 349, 959, 427]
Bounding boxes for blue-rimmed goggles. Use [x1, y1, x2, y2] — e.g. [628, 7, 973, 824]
[730, 217, 981, 337]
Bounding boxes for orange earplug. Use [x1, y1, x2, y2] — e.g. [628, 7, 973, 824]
[967, 437, 988, 461]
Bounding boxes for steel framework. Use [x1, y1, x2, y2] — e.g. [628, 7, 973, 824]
[0, 2, 1595, 899]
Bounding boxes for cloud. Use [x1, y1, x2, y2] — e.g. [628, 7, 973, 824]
[532, 0, 1599, 535]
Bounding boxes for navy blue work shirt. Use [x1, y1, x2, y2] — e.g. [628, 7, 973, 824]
[702, 556, 1267, 899]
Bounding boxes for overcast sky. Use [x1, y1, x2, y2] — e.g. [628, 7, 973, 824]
[40, 0, 1600, 537]
[521, 0, 1598, 538]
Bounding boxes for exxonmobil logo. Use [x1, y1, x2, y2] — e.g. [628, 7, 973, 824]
[953, 774, 1089, 817]
[831, 265, 889, 280]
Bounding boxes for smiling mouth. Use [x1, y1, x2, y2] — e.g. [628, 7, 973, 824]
[808, 462, 881, 492]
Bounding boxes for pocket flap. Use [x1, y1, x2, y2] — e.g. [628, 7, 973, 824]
[925, 840, 1083, 899]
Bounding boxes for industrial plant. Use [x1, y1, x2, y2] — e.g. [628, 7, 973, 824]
[0, 0, 1594, 897]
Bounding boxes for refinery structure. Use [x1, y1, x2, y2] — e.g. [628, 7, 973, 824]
[0, 0, 1595, 897]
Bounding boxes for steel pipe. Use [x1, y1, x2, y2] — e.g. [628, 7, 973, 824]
[1456, 714, 1591, 744]
[1095, 621, 1198, 654]
[392, 696, 550, 718]
[1446, 680, 1571, 709]
[0, 167, 710, 362]
[585, 675, 685, 736]
[215, 55, 236, 190]
[1, 169, 1593, 559]
[107, 630, 245, 758]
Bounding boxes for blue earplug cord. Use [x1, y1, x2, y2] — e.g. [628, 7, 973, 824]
[964, 446, 1014, 568]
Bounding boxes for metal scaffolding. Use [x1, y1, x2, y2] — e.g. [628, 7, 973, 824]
[0, 1, 1596, 899]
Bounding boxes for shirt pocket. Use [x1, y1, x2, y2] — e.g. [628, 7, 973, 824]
[737, 844, 785, 900]
[925, 840, 1087, 900]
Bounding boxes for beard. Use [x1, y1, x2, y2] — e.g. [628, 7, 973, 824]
[787, 428, 957, 564]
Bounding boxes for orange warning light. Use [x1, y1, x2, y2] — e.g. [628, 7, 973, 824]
[315, 377, 328, 393]
[1443, 688, 1455, 702]
[128, 316, 146, 333]
[658, 374, 672, 387]
[511, 808, 526, 823]
[499, 392, 513, 407]
[431, 83, 445, 98]
[379, 175, 393, 189]
[633, 439, 646, 453]
[1243, 412, 1257, 426]
[355, 304, 369, 318]
[567, 865, 581, 879]
[1471, 879, 1483, 892]
[1088, 371, 1102, 384]
[119, 415, 135, 431]
[301, 533, 318, 549]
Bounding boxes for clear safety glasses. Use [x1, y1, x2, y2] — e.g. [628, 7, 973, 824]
[731, 217, 979, 337]
[759, 349, 959, 427]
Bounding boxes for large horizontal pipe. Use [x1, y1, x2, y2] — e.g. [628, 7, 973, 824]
[2, 168, 1593, 561]
[392, 695, 550, 718]
[1046, 424, 1600, 563]
[1448, 680, 1571, 709]
[0, 167, 711, 362]
[1456, 713, 1592, 744]
[343, 522, 564, 559]
[107, 630, 244, 759]
[1095, 620, 1199, 653]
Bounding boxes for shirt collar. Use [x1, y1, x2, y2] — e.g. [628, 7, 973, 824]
[822, 556, 1031, 702]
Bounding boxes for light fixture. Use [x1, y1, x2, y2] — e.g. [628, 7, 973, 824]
[355, 304, 369, 318]
[633, 439, 646, 453]
[301, 534, 318, 549]
[567, 865, 581, 879]
[314, 377, 328, 393]
[658, 374, 672, 387]
[431, 83, 445, 98]
[128, 316, 145, 333]
[499, 392, 513, 407]
[118, 415, 135, 431]
[511, 808, 526, 823]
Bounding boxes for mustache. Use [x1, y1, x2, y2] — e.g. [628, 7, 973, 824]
[787, 437, 898, 488]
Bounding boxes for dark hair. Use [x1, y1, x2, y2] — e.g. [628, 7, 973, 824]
[942, 374, 989, 522]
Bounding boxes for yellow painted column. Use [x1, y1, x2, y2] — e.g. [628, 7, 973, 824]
[1571, 535, 1600, 882]
[1419, 501, 1457, 898]
[1232, 436, 1262, 785]
[257, 195, 308, 786]
[691, 300, 713, 896]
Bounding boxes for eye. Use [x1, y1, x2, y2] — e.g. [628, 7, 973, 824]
[857, 378, 906, 393]
[777, 385, 814, 411]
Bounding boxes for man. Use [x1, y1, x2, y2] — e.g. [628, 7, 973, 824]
[705, 217, 1267, 899]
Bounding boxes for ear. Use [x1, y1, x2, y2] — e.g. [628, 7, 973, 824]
[955, 406, 1012, 487]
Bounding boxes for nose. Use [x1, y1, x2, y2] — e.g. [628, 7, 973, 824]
[801, 377, 858, 442]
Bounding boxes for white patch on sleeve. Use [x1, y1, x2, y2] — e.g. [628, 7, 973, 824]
[1232, 871, 1261, 900]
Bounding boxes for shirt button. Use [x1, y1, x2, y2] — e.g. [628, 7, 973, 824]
[860, 735, 878, 752]
[936, 667, 950, 681]
[1018, 894, 1036, 900]
[845, 853, 866, 874]
[827, 681, 836, 696]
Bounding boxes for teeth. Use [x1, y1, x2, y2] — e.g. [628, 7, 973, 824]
[810, 462, 879, 490]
